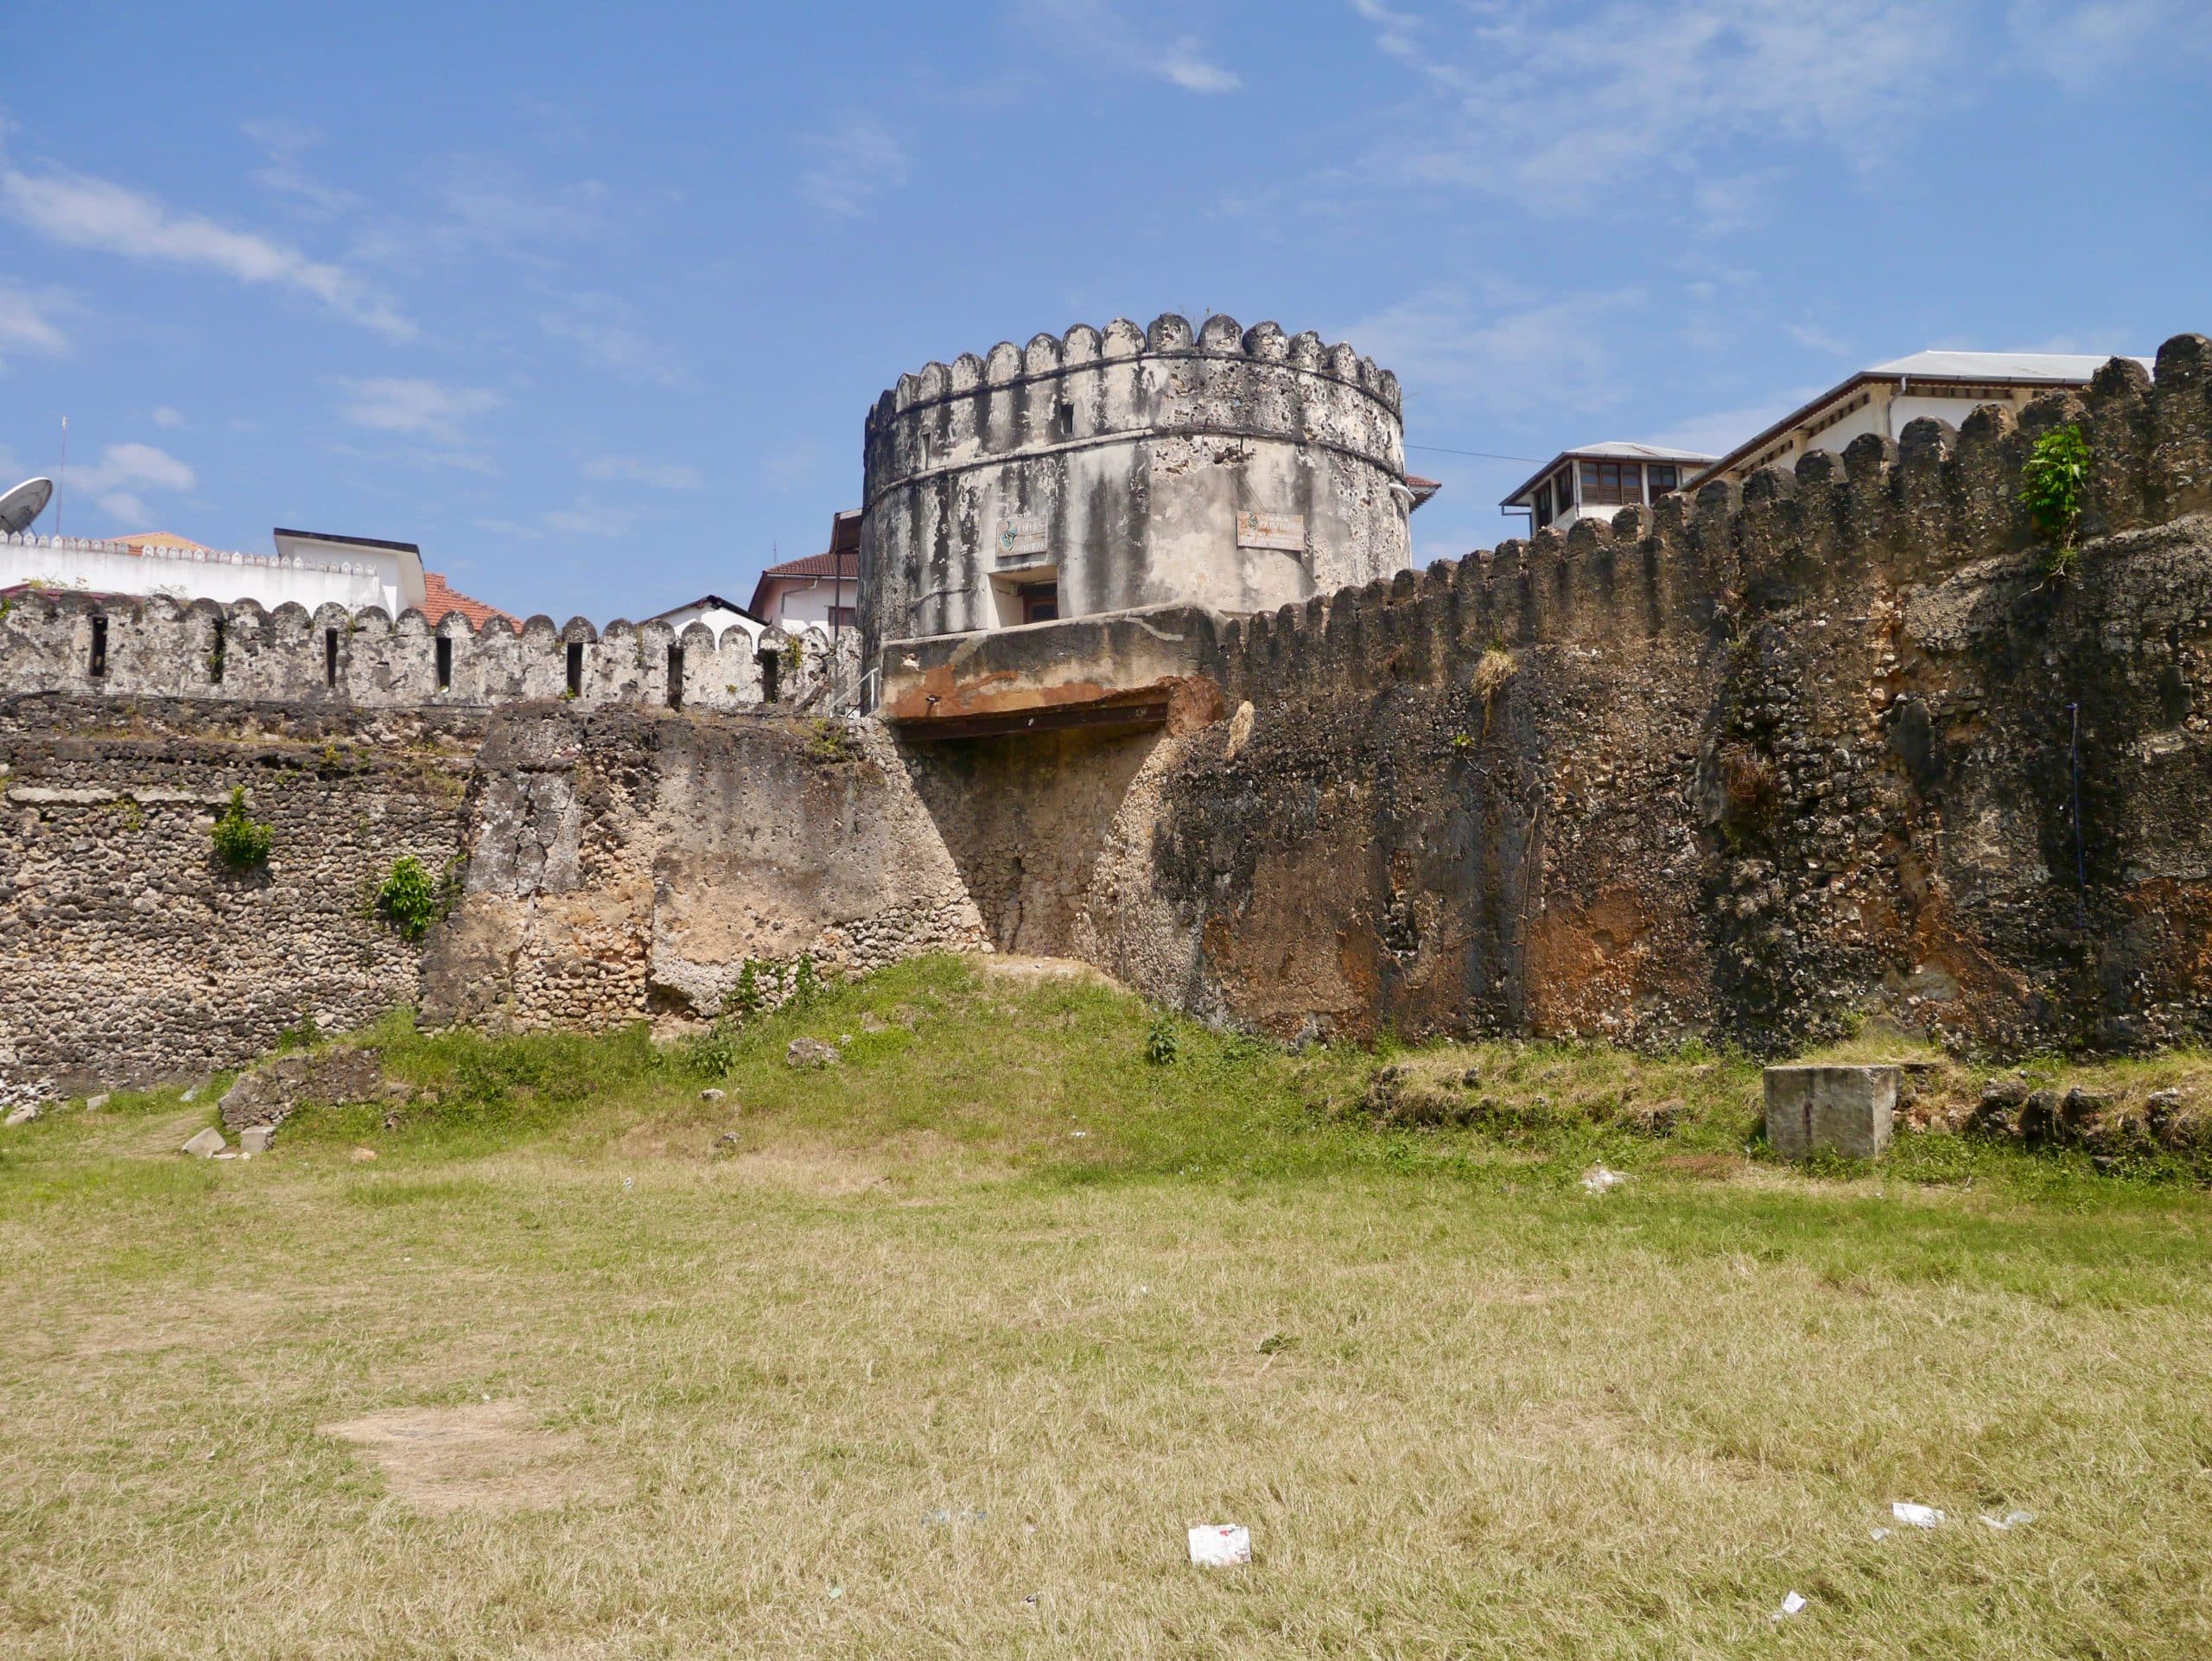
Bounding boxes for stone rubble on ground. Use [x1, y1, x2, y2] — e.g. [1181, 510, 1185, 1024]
[5, 1104, 41, 1127]
[86, 1091, 110, 1111]
[240, 1125, 276, 1154]
[181, 1126, 226, 1157]
[785, 1038, 840, 1069]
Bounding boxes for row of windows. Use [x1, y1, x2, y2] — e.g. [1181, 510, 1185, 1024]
[73, 626, 792, 708]
[1530, 460, 1684, 528]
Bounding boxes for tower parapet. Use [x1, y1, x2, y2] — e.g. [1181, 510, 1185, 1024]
[860, 313, 1415, 658]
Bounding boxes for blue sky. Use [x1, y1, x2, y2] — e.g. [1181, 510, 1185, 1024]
[2, 0, 2207, 620]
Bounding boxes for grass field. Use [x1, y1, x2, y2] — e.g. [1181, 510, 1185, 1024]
[3, 955, 2211, 1658]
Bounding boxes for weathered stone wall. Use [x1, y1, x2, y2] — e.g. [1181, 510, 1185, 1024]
[422, 707, 989, 1031]
[0, 697, 988, 1096]
[1066, 336, 2212, 1053]
[0, 588, 849, 713]
[0, 698, 480, 1096]
[861, 313, 1412, 659]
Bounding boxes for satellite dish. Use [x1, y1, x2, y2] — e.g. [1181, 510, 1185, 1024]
[0, 477, 54, 536]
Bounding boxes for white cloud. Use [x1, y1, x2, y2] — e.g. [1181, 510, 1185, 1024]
[0, 281, 71, 367]
[1363, 1, 1957, 214]
[540, 293, 683, 385]
[1159, 38, 1242, 92]
[1017, 1, 1244, 94]
[334, 377, 503, 445]
[798, 119, 911, 218]
[760, 440, 822, 493]
[1784, 321, 1850, 355]
[1648, 394, 1815, 459]
[0, 165, 411, 338]
[2005, 0, 2211, 87]
[541, 500, 635, 538]
[584, 455, 703, 490]
[70, 441, 196, 527]
[240, 118, 359, 219]
[1338, 282, 1646, 417]
[150, 404, 187, 429]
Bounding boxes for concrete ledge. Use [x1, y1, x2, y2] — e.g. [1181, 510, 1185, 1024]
[878, 605, 1229, 735]
[1764, 1064, 1898, 1161]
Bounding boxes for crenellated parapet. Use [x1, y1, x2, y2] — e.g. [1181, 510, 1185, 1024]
[0, 591, 850, 714]
[1216, 335, 2212, 703]
[860, 312, 1416, 656]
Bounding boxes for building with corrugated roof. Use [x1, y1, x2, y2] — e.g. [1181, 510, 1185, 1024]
[1500, 442, 1716, 536]
[1690, 350, 2153, 488]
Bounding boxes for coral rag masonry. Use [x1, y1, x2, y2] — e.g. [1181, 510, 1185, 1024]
[2, 331, 2210, 1093]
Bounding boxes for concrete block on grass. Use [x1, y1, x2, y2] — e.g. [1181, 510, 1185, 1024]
[1764, 1065, 1897, 1161]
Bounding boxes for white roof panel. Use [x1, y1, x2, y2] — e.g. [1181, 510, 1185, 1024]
[1871, 350, 2152, 382]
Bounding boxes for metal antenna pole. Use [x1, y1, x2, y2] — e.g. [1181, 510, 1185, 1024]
[55, 416, 67, 538]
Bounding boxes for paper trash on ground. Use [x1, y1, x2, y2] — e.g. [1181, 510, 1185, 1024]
[1188, 1524, 1251, 1567]
[1891, 1501, 1945, 1528]
[1581, 1165, 1630, 1194]
[1980, 1510, 2035, 1530]
[1770, 1591, 1808, 1621]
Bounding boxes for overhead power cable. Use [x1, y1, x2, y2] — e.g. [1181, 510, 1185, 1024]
[1406, 443, 1545, 464]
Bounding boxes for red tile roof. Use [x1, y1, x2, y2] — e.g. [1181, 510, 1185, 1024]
[750, 547, 860, 619]
[421, 571, 516, 630]
[758, 548, 861, 582]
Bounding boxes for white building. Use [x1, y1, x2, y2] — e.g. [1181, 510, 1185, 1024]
[0, 525, 456, 618]
[1500, 442, 1716, 535]
[1692, 350, 2153, 488]
[643, 593, 767, 643]
[750, 510, 861, 634]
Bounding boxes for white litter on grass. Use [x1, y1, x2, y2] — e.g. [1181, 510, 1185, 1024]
[1581, 1164, 1630, 1194]
[1891, 1501, 1945, 1529]
[1980, 1510, 2035, 1531]
[1770, 1590, 1808, 1621]
[1869, 1526, 1891, 1541]
[1188, 1524, 1251, 1567]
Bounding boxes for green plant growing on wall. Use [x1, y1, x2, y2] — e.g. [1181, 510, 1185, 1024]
[375, 854, 457, 941]
[209, 787, 273, 869]
[2024, 423, 2092, 576]
[781, 636, 804, 679]
[726, 958, 764, 1020]
[791, 953, 823, 1008]
[804, 718, 855, 763]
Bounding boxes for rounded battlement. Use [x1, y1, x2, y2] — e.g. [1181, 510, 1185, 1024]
[866, 312, 1402, 493]
[861, 313, 1414, 652]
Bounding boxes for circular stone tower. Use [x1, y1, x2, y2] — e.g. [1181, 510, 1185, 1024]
[859, 313, 1413, 659]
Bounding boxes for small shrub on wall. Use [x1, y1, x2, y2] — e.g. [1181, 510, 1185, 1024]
[2024, 423, 2091, 575]
[374, 855, 459, 940]
[210, 788, 273, 869]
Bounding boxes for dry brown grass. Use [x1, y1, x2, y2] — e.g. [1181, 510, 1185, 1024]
[4, 960, 2212, 1657]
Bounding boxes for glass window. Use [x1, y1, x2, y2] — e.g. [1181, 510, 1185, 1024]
[1534, 481, 1553, 528]
[1579, 460, 1642, 507]
[1648, 465, 1677, 497]
[1554, 466, 1574, 507]
[1020, 582, 1058, 624]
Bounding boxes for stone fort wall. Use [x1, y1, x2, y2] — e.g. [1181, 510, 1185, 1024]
[0, 582, 860, 711]
[860, 313, 1413, 654]
[5, 333, 2210, 1096]
[1066, 334, 2212, 1053]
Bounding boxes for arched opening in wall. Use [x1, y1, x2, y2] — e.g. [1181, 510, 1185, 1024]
[1056, 398, 1076, 439]
[666, 644, 684, 710]
[565, 641, 584, 697]
[325, 628, 340, 688]
[435, 635, 453, 691]
[88, 616, 106, 679]
[758, 648, 780, 703]
[208, 619, 226, 684]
